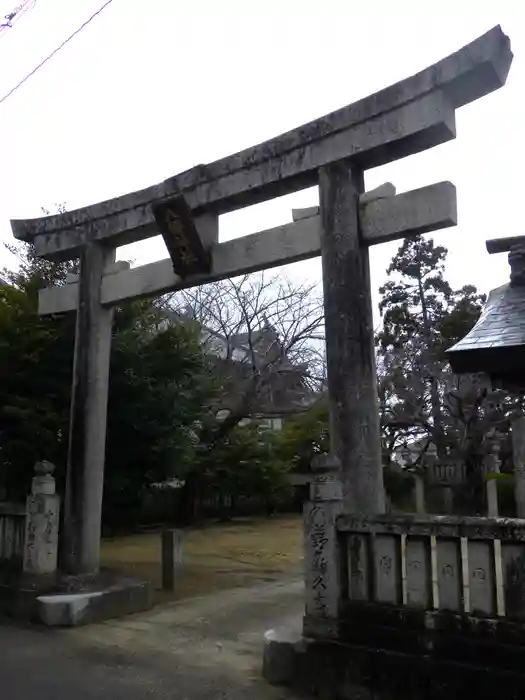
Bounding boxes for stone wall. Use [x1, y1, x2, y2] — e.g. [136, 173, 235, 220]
[285, 461, 525, 699]
[293, 623, 525, 700]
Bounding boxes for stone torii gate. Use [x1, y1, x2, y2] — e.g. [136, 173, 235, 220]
[11, 26, 512, 576]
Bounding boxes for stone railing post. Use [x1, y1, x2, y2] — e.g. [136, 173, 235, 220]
[512, 416, 525, 518]
[407, 465, 426, 514]
[484, 441, 501, 518]
[23, 461, 60, 577]
[414, 473, 426, 514]
[303, 454, 343, 640]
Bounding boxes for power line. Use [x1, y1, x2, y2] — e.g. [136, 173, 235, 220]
[0, 0, 114, 105]
[0, 0, 36, 39]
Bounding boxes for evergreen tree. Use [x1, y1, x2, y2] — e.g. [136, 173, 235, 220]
[0, 242, 213, 526]
[377, 235, 487, 465]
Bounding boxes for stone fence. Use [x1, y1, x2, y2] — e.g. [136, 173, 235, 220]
[296, 454, 525, 699]
[336, 513, 524, 620]
[0, 503, 26, 571]
[0, 461, 60, 582]
[410, 445, 516, 518]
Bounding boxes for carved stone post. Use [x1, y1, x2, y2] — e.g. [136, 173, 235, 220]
[512, 416, 525, 518]
[23, 461, 60, 576]
[319, 160, 385, 515]
[303, 454, 343, 640]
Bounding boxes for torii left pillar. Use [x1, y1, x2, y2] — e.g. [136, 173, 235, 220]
[63, 242, 115, 574]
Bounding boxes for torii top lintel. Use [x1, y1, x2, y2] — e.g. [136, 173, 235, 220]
[11, 25, 512, 262]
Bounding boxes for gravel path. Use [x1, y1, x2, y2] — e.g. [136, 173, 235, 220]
[0, 578, 303, 699]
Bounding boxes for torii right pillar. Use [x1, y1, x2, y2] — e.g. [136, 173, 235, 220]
[320, 161, 385, 514]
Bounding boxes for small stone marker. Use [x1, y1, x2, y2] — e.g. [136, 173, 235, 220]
[23, 461, 60, 576]
[162, 529, 184, 591]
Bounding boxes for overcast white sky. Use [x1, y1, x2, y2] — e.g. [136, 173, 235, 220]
[0, 0, 523, 318]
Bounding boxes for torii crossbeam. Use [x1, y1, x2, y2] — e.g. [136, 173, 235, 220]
[11, 26, 512, 575]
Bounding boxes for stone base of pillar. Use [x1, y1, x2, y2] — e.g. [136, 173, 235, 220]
[0, 570, 58, 621]
[0, 569, 151, 625]
[36, 569, 152, 626]
[262, 626, 304, 685]
[262, 626, 525, 700]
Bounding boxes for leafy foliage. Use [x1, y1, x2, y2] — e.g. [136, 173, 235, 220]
[103, 302, 214, 528]
[377, 236, 485, 459]
[0, 277, 75, 498]
[1, 243, 312, 527]
[199, 424, 291, 515]
[379, 236, 453, 353]
[0, 243, 214, 525]
[161, 272, 325, 521]
[377, 235, 523, 512]
[275, 399, 330, 473]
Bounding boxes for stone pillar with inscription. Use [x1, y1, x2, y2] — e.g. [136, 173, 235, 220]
[23, 461, 60, 577]
[303, 454, 343, 640]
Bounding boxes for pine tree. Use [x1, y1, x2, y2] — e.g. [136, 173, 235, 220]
[377, 235, 486, 463]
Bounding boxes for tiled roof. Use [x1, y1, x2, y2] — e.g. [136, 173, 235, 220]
[446, 282, 525, 376]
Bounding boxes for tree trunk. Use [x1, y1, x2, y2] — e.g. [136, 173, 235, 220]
[418, 275, 446, 458]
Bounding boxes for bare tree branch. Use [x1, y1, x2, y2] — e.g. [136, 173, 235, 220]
[163, 271, 325, 446]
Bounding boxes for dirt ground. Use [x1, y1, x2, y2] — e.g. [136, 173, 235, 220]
[0, 577, 304, 699]
[101, 515, 304, 604]
[1, 517, 305, 699]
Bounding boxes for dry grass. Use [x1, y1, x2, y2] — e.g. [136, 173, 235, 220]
[101, 515, 303, 604]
